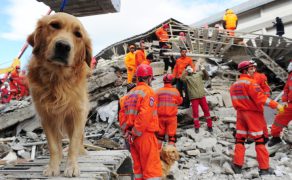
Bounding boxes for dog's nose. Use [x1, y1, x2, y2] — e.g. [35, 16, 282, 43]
[55, 41, 71, 52]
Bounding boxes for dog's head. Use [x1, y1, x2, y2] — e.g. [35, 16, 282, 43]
[27, 12, 92, 68]
[161, 145, 179, 165]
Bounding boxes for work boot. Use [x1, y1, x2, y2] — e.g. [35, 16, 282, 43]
[246, 138, 254, 144]
[259, 168, 274, 176]
[268, 137, 282, 147]
[195, 128, 199, 134]
[207, 127, 213, 133]
[231, 164, 242, 174]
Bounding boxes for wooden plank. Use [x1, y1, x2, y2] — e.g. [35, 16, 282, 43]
[208, 29, 219, 55]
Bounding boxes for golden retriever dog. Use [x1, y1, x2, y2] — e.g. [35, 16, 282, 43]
[27, 13, 92, 177]
[160, 145, 180, 179]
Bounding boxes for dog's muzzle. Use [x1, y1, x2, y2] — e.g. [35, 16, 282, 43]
[51, 40, 71, 64]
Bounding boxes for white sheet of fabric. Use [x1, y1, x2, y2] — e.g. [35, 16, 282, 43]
[96, 100, 118, 123]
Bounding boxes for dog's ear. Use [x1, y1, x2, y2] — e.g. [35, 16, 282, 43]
[160, 148, 167, 161]
[27, 20, 43, 55]
[84, 38, 92, 67]
[174, 150, 180, 161]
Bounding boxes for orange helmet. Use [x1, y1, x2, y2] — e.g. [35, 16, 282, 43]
[163, 74, 173, 84]
[238, 61, 255, 72]
[136, 64, 153, 77]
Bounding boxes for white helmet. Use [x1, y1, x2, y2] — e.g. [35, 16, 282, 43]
[4, 82, 9, 86]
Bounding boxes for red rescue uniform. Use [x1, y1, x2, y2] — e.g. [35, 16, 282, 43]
[156, 84, 182, 144]
[120, 82, 162, 180]
[271, 72, 292, 137]
[230, 74, 278, 170]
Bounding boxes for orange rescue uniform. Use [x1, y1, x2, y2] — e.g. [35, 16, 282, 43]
[124, 52, 136, 83]
[135, 49, 146, 68]
[253, 72, 271, 97]
[156, 84, 182, 144]
[271, 72, 292, 137]
[155, 27, 169, 42]
[120, 82, 162, 180]
[223, 9, 238, 36]
[230, 74, 278, 170]
[173, 56, 195, 78]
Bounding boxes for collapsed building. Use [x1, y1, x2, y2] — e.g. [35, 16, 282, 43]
[1, 8, 292, 180]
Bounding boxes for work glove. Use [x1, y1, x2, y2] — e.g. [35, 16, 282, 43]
[277, 104, 285, 114]
[124, 131, 135, 145]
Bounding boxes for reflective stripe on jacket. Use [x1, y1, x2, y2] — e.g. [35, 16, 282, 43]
[282, 73, 292, 103]
[123, 82, 159, 137]
[230, 74, 278, 112]
[156, 84, 182, 117]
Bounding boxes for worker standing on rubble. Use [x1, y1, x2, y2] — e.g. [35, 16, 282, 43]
[1, 82, 10, 104]
[230, 60, 284, 175]
[223, 9, 238, 36]
[181, 65, 212, 133]
[156, 74, 182, 148]
[119, 64, 162, 180]
[251, 61, 271, 142]
[268, 60, 292, 147]
[135, 40, 147, 68]
[155, 24, 174, 73]
[124, 44, 136, 84]
[173, 48, 195, 108]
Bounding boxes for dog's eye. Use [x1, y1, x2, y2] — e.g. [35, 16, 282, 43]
[74, 31, 82, 38]
[50, 22, 61, 29]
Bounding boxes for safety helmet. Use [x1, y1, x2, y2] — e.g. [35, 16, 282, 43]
[4, 82, 9, 86]
[162, 24, 169, 29]
[179, 32, 185, 36]
[15, 65, 20, 69]
[238, 61, 255, 72]
[136, 64, 153, 77]
[163, 74, 173, 84]
[226, 9, 234, 14]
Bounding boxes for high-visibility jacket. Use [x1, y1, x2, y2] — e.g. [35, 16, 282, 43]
[282, 72, 292, 103]
[223, 9, 238, 29]
[173, 56, 195, 78]
[156, 84, 182, 117]
[122, 82, 159, 137]
[124, 52, 136, 70]
[135, 49, 146, 68]
[253, 72, 271, 97]
[230, 74, 278, 112]
[155, 27, 169, 42]
[118, 95, 127, 133]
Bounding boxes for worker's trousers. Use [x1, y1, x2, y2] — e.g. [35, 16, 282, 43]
[271, 103, 292, 137]
[191, 97, 212, 128]
[234, 110, 269, 169]
[127, 68, 135, 84]
[157, 116, 177, 143]
[130, 132, 162, 180]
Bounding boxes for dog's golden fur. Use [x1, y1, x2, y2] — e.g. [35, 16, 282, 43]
[27, 13, 92, 177]
[160, 145, 180, 179]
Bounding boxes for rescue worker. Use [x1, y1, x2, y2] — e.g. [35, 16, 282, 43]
[155, 24, 173, 73]
[223, 9, 238, 36]
[173, 48, 195, 108]
[135, 40, 147, 68]
[268, 60, 292, 147]
[141, 53, 153, 65]
[124, 44, 136, 83]
[273, 17, 285, 37]
[120, 64, 162, 180]
[1, 82, 10, 104]
[8, 77, 19, 100]
[11, 65, 20, 79]
[156, 74, 182, 148]
[118, 83, 136, 149]
[230, 60, 284, 175]
[181, 65, 212, 133]
[252, 61, 271, 142]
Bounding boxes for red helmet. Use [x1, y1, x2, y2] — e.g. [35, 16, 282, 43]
[163, 24, 169, 29]
[15, 65, 20, 69]
[136, 64, 153, 77]
[163, 74, 173, 83]
[238, 60, 255, 71]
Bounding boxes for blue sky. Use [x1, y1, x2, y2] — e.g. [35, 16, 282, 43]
[0, 0, 248, 69]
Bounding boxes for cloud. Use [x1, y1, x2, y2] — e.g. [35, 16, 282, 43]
[1, 0, 248, 54]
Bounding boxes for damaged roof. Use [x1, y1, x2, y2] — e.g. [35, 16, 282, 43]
[36, 0, 121, 17]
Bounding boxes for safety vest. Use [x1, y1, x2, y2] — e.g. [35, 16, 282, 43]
[173, 56, 195, 78]
[122, 82, 159, 137]
[230, 74, 277, 112]
[155, 27, 169, 42]
[156, 84, 183, 117]
[282, 72, 292, 103]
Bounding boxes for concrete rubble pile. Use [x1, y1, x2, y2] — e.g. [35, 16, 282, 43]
[0, 56, 292, 180]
